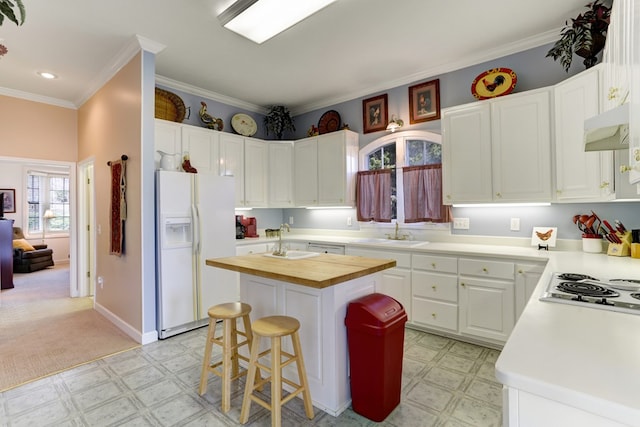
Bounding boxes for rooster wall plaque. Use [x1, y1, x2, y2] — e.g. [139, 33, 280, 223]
[471, 68, 517, 100]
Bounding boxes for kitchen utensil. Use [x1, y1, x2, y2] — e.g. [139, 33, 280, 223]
[615, 220, 627, 233]
[603, 220, 616, 234]
[584, 215, 597, 234]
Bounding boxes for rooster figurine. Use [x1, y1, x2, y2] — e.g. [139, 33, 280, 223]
[199, 101, 223, 131]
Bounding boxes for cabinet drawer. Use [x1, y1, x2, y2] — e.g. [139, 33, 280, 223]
[412, 298, 457, 331]
[412, 254, 457, 273]
[235, 244, 268, 255]
[459, 258, 514, 280]
[412, 271, 457, 303]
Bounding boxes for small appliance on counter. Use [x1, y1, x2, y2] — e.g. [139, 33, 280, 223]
[242, 216, 258, 238]
[235, 215, 246, 239]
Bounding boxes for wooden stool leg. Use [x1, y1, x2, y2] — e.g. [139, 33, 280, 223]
[240, 335, 260, 424]
[198, 318, 216, 395]
[230, 319, 240, 378]
[221, 318, 233, 413]
[271, 336, 282, 427]
[292, 331, 314, 419]
[242, 314, 262, 390]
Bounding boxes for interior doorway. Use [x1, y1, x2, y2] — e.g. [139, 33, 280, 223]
[77, 158, 95, 297]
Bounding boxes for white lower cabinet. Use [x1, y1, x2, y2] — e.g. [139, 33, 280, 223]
[504, 387, 628, 427]
[346, 247, 411, 321]
[411, 254, 458, 332]
[458, 258, 515, 344]
[345, 246, 536, 347]
[515, 262, 545, 320]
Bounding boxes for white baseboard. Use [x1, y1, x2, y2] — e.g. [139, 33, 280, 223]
[94, 302, 148, 344]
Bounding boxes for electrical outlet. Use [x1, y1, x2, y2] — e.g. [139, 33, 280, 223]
[97, 276, 104, 289]
[453, 218, 470, 230]
[289, 216, 294, 225]
[347, 216, 352, 226]
[510, 218, 520, 231]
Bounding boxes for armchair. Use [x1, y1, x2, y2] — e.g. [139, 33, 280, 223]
[12, 227, 54, 273]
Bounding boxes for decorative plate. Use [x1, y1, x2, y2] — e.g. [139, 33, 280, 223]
[155, 88, 186, 122]
[471, 68, 517, 100]
[231, 113, 257, 136]
[318, 110, 341, 134]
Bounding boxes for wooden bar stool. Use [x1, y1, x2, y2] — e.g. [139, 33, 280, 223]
[199, 302, 256, 413]
[240, 315, 314, 426]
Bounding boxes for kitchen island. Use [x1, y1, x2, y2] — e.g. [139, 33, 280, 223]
[206, 252, 396, 416]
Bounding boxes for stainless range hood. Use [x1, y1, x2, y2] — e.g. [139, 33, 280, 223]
[584, 103, 630, 151]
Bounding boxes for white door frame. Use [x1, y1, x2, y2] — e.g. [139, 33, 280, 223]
[77, 157, 96, 297]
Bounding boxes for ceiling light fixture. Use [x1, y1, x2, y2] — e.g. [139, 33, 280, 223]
[386, 115, 404, 132]
[218, 0, 337, 44]
[38, 71, 58, 79]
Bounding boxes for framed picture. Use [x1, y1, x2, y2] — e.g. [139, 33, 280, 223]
[362, 94, 388, 134]
[1, 189, 16, 213]
[409, 79, 440, 124]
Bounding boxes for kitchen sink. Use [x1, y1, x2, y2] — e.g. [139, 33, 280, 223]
[263, 251, 320, 260]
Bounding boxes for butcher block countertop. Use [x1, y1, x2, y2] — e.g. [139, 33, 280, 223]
[206, 253, 396, 289]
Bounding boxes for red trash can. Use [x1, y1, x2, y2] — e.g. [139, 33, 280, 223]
[345, 293, 408, 421]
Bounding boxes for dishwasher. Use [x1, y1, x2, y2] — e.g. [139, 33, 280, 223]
[306, 242, 346, 255]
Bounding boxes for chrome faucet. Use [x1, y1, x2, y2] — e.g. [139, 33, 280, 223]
[386, 222, 410, 240]
[273, 223, 290, 256]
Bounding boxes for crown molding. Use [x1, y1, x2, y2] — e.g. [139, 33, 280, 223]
[75, 35, 166, 107]
[0, 87, 77, 109]
[155, 75, 267, 114]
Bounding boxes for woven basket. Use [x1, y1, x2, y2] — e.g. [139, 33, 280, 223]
[155, 88, 186, 122]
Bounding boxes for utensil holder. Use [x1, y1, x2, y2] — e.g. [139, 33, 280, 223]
[606, 231, 631, 256]
[607, 242, 630, 256]
[582, 236, 603, 253]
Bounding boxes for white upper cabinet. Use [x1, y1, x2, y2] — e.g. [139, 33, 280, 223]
[294, 130, 358, 207]
[219, 133, 268, 208]
[268, 141, 294, 208]
[219, 133, 245, 207]
[442, 102, 493, 204]
[181, 125, 220, 175]
[293, 137, 318, 206]
[154, 119, 182, 170]
[601, 0, 633, 112]
[243, 137, 268, 207]
[442, 88, 552, 204]
[554, 66, 614, 202]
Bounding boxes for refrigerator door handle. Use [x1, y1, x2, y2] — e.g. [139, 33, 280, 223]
[192, 204, 201, 255]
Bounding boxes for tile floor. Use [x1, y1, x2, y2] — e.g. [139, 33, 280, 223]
[0, 326, 502, 426]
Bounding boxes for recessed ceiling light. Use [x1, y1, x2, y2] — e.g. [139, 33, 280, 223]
[38, 72, 58, 79]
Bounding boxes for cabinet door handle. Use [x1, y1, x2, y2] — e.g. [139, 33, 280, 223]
[482, 267, 488, 273]
[460, 282, 465, 287]
[431, 313, 437, 318]
[495, 192, 502, 198]
[431, 285, 437, 291]
[431, 262, 436, 269]
[518, 269, 523, 274]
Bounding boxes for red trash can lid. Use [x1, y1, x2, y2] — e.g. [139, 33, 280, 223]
[345, 293, 406, 328]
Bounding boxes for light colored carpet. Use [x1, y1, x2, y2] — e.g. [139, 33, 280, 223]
[0, 265, 140, 392]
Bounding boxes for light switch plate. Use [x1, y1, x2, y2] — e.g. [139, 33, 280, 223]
[510, 218, 520, 231]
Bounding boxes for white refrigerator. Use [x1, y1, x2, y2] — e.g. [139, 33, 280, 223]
[156, 170, 238, 339]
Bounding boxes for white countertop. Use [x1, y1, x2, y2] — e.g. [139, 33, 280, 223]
[496, 251, 640, 426]
[238, 232, 640, 424]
